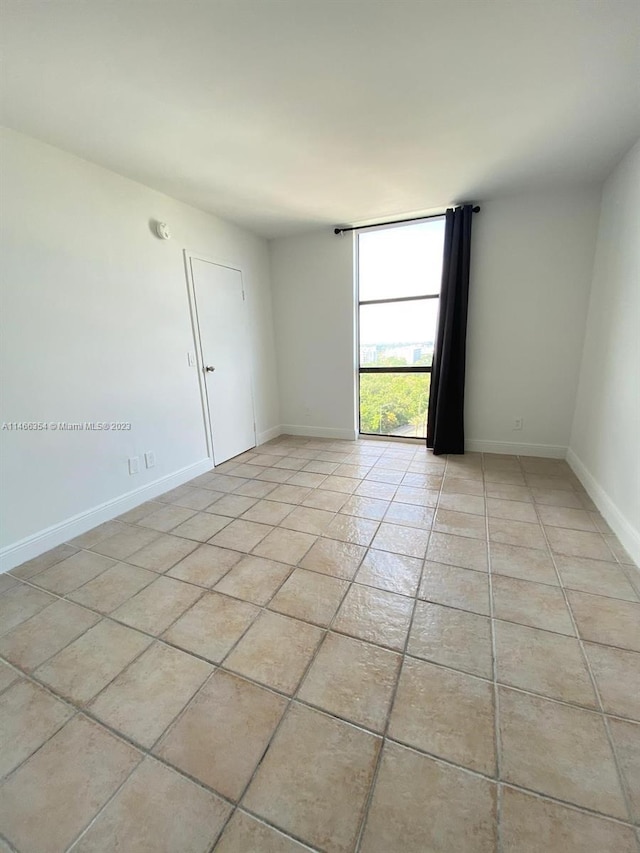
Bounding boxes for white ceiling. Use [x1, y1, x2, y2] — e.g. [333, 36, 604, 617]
[2, 0, 639, 237]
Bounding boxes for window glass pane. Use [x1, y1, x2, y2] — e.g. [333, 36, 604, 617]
[359, 299, 438, 367]
[358, 218, 445, 301]
[359, 373, 431, 438]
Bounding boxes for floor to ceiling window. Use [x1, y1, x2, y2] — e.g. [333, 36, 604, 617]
[357, 218, 446, 438]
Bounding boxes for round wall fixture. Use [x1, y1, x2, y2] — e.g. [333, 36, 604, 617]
[155, 221, 171, 240]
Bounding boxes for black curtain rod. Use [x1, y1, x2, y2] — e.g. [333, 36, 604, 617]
[333, 205, 480, 235]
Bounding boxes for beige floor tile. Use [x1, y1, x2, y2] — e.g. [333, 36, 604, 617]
[371, 522, 430, 558]
[9, 543, 79, 579]
[303, 460, 340, 475]
[494, 621, 597, 707]
[269, 569, 348, 627]
[442, 476, 486, 497]
[67, 562, 156, 613]
[298, 632, 400, 731]
[0, 661, 18, 693]
[355, 479, 397, 500]
[90, 525, 161, 560]
[383, 502, 435, 530]
[319, 475, 360, 495]
[488, 517, 546, 550]
[302, 488, 349, 511]
[163, 592, 259, 662]
[367, 468, 404, 485]
[111, 576, 203, 635]
[225, 611, 323, 694]
[215, 811, 310, 852]
[268, 484, 314, 503]
[299, 537, 366, 579]
[439, 493, 486, 516]
[545, 526, 614, 560]
[252, 528, 317, 564]
[287, 471, 328, 488]
[167, 543, 242, 586]
[333, 583, 413, 651]
[434, 509, 487, 540]
[171, 485, 224, 510]
[499, 687, 627, 818]
[0, 679, 73, 777]
[156, 670, 286, 801]
[68, 520, 126, 550]
[323, 513, 379, 545]
[88, 642, 212, 747]
[536, 504, 598, 532]
[340, 495, 390, 520]
[489, 541, 558, 584]
[35, 619, 151, 705]
[608, 717, 640, 822]
[72, 756, 231, 852]
[525, 474, 576, 491]
[243, 703, 381, 853]
[0, 716, 140, 853]
[568, 590, 640, 651]
[214, 555, 292, 604]
[402, 472, 442, 489]
[530, 486, 584, 508]
[171, 512, 232, 542]
[483, 469, 525, 486]
[393, 485, 439, 506]
[234, 479, 278, 499]
[486, 497, 538, 523]
[604, 533, 636, 565]
[389, 657, 495, 774]
[0, 583, 57, 636]
[360, 740, 496, 853]
[31, 550, 116, 594]
[584, 642, 640, 720]
[555, 554, 638, 601]
[355, 549, 422, 596]
[280, 505, 336, 535]
[418, 561, 490, 615]
[0, 574, 19, 595]
[126, 533, 199, 572]
[492, 575, 575, 635]
[0, 599, 100, 671]
[485, 483, 532, 502]
[426, 531, 488, 571]
[207, 493, 258, 518]
[207, 473, 248, 493]
[500, 785, 638, 853]
[408, 601, 493, 678]
[135, 503, 197, 532]
[241, 499, 295, 525]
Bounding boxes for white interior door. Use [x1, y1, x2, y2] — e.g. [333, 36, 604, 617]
[191, 258, 256, 465]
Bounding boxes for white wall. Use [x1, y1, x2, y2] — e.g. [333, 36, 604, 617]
[270, 230, 356, 439]
[269, 189, 601, 453]
[0, 127, 280, 568]
[569, 139, 640, 564]
[465, 188, 601, 454]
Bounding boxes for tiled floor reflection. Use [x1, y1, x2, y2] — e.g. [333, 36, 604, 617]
[1, 436, 639, 852]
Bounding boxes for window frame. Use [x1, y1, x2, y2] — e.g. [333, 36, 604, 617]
[356, 218, 444, 438]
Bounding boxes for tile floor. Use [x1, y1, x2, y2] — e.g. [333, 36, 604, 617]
[1, 435, 639, 852]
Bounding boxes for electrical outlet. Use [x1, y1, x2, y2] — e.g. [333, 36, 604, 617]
[513, 417, 523, 431]
[144, 451, 156, 469]
[128, 456, 140, 475]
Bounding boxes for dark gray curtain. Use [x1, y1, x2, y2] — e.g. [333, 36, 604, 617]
[426, 204, 474, 454]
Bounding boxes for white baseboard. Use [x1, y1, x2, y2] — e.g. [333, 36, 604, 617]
[0, 458, 213, 574]
[280, 424, 358, 441]
[256, 425, 282, 445]
[465, 440, 567, 458]
[566, 448, 640, 568]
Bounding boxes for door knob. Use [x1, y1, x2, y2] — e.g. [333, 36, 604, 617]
[204, 366, 215, 373]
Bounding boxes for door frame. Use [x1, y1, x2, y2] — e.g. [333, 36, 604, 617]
[183, 249, 257, 465]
